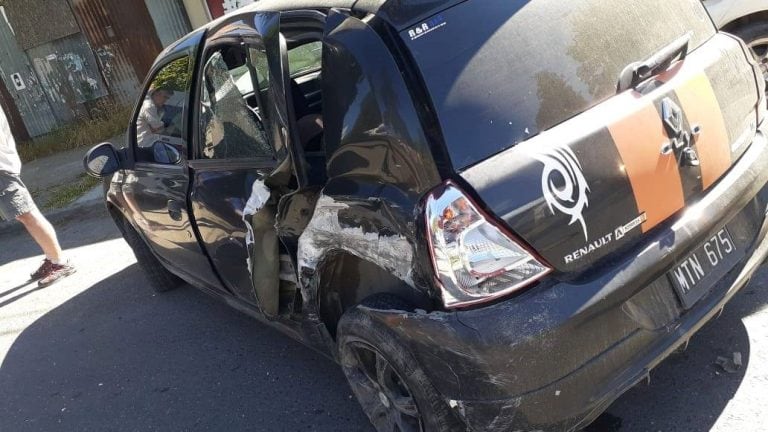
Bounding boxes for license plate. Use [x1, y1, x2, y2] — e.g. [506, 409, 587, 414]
[668, 228, 739, 310]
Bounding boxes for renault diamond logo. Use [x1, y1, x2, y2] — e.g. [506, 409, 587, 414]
[659, 97, 700, 167]
[661, 98, 683, 137]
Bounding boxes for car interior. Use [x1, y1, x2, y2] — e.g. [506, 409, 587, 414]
[198, 13, 327, 186]
[275, 15, 327, 188]
[194, 12, 333, 317]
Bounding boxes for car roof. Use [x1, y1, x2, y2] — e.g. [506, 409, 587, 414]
[246, 0, 464, 30]
[156, 0, 463, 65]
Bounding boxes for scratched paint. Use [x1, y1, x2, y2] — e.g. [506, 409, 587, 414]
[297, 194, 416, 293]
[242, 178, 281, 316]
[242, 179, 271, 272]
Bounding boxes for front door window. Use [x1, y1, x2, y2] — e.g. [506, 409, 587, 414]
[134, 55, 194, 163]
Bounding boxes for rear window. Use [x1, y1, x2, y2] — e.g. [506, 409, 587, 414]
[405, 0, 716, 169]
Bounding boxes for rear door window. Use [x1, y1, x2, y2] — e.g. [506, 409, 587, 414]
[198, 45, 273, 160]
[405, 0, 716, 169]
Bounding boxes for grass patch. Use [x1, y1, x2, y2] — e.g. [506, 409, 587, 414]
[17, 102, 131, 163]
[42, 174, 102, 211]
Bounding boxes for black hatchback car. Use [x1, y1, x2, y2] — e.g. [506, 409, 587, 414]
[85, 0, 768, 430]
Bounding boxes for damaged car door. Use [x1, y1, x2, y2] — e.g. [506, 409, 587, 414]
[188, 13, 300, 317]
[122, 37, 222, 290]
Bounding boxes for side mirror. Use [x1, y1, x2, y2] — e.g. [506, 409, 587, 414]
[152, 141, 182, 165]
[84, 142, 121, 178]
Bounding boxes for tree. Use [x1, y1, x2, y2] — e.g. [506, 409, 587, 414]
[152, 57, 190, 92]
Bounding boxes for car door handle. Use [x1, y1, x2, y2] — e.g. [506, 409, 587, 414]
[167, 200, 185, 221]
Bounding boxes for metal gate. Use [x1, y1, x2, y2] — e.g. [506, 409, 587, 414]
[26, 33, 109, 123]
[0, 7, 57, 137]
[70, 0, 165, 106]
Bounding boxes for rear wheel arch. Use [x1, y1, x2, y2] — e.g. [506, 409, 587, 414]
[722, 10, 768, 34]
[336, 298, 465, 432]
[315, 251, 432, 339]
[724, 12, 768, 91]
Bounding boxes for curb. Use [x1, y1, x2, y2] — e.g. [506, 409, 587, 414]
[0, 196, 107, 236]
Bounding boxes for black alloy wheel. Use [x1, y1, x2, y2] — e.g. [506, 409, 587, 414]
[343, 339, 423, 432]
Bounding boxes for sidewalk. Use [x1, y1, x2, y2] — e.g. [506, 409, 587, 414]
[0, 134, 124, 234]
[21, 146, 94, 205]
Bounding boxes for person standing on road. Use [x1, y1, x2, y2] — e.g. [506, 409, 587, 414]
[0, 109, 75, 287]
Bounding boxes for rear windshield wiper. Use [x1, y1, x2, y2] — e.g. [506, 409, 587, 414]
[617, 32, 692, 92]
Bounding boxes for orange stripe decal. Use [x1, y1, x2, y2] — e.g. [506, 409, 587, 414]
[674, 73, 731, 190]
[608, 94, 685, 232]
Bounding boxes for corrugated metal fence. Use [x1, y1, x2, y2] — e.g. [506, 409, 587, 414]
[0, 7, 58, 137]
[70, 0, 165, 106]
[27, 33, 109, 122]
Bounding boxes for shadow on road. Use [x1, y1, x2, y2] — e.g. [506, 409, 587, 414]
[0, 283, 44, 309]
[0, 207, 122, 265]
[599, 266, 768, 432]
[0, 281, 34, 299]
[0, 264, 369, 431]
[1, 256, 766, 431]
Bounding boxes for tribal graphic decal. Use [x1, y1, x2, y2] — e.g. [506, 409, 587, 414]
[533, 146, 591, 241]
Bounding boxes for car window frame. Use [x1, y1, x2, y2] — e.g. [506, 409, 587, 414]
[190, 35, 278, 167]
[129, 51, 197, 170]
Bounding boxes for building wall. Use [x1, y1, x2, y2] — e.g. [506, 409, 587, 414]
[27, 33, 109, 122]
[179, 0, 262, 27]
[0, 0, 194, 140]
[206, 0, 257, 19]
[1, 0, 80, 50]
[0, 77, 30, 141]
[182, 0, 212, 30]
[70, 0, 165, 107]
[0, 4, 58, 137]
[145, 0, 192, 47]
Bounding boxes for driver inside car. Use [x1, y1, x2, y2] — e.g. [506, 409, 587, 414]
[136, 87, 174, 148]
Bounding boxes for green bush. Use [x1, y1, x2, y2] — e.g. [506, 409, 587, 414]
[152, 57, 191, 92]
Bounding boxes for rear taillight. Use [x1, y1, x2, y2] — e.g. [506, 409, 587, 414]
[425, 183, 551, 308]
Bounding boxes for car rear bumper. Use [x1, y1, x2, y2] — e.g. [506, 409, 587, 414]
[364, 127, 768, 431]
[452, 223, 768, 432]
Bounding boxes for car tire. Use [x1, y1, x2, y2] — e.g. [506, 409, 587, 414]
[732, 21, 768, 89]
[120, 218, 184, 293]
[337, 295, 464, 432]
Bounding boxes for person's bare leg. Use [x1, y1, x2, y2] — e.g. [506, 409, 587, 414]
[16, 209, 64, 263]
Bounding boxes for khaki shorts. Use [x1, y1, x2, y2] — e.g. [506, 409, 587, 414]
[0, 171, 36, 220]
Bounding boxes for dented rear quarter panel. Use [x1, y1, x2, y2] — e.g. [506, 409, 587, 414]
[295, 10, 444, 322]
[703, 0, 768, 29]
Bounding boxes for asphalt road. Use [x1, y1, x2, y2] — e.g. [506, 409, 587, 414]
[0, 208, 766, 431]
